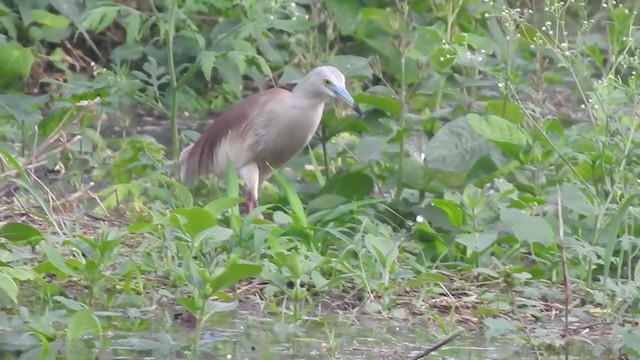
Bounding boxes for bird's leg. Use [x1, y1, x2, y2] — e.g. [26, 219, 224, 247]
[244, 196, 264, 219]
[239, 163, 264, 219]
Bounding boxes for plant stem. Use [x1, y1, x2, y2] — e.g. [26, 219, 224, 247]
[321, 126, 330, 180]
[167, 0, 179, 159]
[394, 54, 406, 204]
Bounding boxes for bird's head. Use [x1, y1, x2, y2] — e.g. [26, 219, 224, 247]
[303, 66, 362, 115]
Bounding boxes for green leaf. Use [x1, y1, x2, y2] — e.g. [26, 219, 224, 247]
[485, 101, 525, 123]
[364, 234, 398, 268]
[424, 116, 495, 173]
[170, 207, 217, 239]
[209, 261, 262, 294]
[556, 183, 595, 216]
[41, 243, 79, 277]
[325, 0, 360, 35]
[273, 252, 304, 278]
[455, 231, 498, 252]
[354, 93, 402, 117]
[0, 222, 43, 244]
[272, 172, 308, 226]
[54, 296, 87, 311]
[176, 297, 199, 315]
[67, 309, 101, 340]
[0, 274, 18, 304]
[29, 9, 70, 28]
[601, 194, 638, 280]
[0, 42, 34, 84]
[354, 136, 390, 162]
[199, 51, 217, 80]
[81, 5, 119, 33]
[405, 272, 449, 287]
[328, 55, 373, 78]
[468, 114, 528, 146]
[432, 199, 463, 227]
[500, 208, 554, 246]
[121, 12, 141, 44]
[483, 317, 518, 338]
[320, 171, 374, 201]
[307, 194, 348, 213]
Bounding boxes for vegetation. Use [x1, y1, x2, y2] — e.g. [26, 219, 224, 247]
[1, 0, 640, 358]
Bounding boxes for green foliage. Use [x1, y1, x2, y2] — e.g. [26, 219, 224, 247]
[1, 0, 640, 357]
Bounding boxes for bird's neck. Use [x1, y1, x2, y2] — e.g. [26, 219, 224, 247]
[277, 89, 326, 145]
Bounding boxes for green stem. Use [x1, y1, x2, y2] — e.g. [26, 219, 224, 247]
[394, 54, 406, 204]
[321, 126, 330, 180]
[167, 0, 179, 159]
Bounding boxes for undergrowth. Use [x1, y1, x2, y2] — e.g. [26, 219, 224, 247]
[1, 0, 640, 358]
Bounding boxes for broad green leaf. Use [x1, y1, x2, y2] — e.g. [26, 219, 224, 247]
[483, 317, 518, 338]
[41, 243, 79, 277]
[557, 183, 595, 216]
[432, 199, 463, 227]
[203, 299, 238, 314]
[468, 114, 529, 146]
[430, 46, 457, 71]
[170, 207, 217, 239]
[354, 136, 389, 162]
[199, 51, 218, 80]
[273, 252, 304, 278]
[485, 101, 525, 123]
[196, 226, 233, 251]
[176, 297, 199, 315]
[121, 12, 141, 44]
[29, 9, 70, 28]
[500, 208, 554, 246]
[601, 194, 638, 280]
[320, 171, 374, 201]
[67, 309, 101, 340]
[66, 340, 94, 360]
[621, 329, 640, 355]
[424, 117, 494, 173]
[54, 296, 86, 311]
[0, 42, 34, 84]
[409, 26, 442, 58]
[272, 211, 292, 225]
[455, 232, 498, 252]
[0, 274, 18, 304]
[405, 272, 449, 287]
[0, 222, 43, 244]
[354, 93, 402, 117]
[209, 261, 262, 294]
[364, 234, 398, 268]
[81, 5, 119, 33]
[280, 65, 306, 84]
[325, 0, 360, 35]
[204, 196, 244, 214]
[311, 270, 329, 291]
[329, 55, 373, 78]
[307, 194, 348, 213]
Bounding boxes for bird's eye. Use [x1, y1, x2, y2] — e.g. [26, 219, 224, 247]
[323, 79, 331, 86]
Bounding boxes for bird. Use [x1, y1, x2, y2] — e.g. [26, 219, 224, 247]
[179, 65, 362, 218]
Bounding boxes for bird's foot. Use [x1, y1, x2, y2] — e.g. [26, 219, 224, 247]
[243, 198, 265, 220]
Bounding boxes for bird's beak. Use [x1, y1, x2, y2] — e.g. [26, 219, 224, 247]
[331, 86, 362, 115]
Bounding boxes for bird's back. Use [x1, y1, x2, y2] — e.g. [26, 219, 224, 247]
[180, 87, 291, 182]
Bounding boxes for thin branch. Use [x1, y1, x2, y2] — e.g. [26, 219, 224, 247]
[411, 329, 464, 360]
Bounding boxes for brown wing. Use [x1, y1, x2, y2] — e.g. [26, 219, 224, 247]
[180, 87, 291, 182]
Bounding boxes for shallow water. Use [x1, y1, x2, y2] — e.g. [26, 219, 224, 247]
[57, 309, 604, 360]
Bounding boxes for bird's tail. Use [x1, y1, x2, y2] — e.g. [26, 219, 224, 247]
[179, 143, 195, 184]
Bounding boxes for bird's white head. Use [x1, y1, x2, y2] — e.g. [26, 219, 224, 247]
[296, 65, 362, 115]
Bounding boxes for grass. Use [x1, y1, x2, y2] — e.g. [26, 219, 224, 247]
[1, 0, 640, 358]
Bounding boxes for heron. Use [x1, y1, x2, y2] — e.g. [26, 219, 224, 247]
[179, 65, 361, 218]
